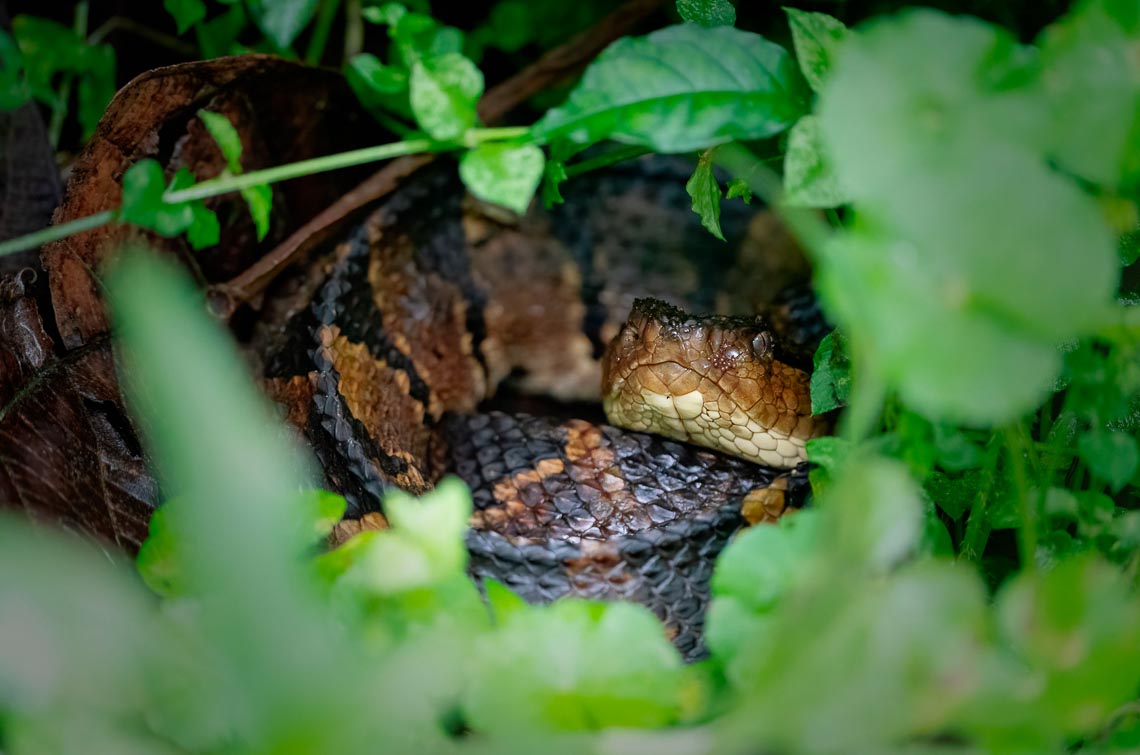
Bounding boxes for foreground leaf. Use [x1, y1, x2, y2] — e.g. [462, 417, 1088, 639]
[535, 24, 808, 152]
[459, 142, 545, 214]
[783, 115, 850, 207]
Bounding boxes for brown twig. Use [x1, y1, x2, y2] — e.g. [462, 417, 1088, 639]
[209, 0, 666, 320]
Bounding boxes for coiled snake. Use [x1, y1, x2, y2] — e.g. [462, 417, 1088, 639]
[263, 157, 829, 659]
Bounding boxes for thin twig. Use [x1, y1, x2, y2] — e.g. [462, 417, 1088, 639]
[87, 16, 198, 57]
[209, 0, 666, 319]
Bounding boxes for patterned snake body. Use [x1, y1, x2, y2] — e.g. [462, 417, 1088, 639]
[265, 157, 825, 658]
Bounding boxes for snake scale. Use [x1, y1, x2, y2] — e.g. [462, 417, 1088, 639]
[261, 156, 829, 659]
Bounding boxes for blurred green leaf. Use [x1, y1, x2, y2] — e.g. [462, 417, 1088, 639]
[408, 52, 483, 140]
[685, 149, 725, 241]
[1037, 0, 1140, 187]
[246, 0, 319, 50]
[677, 0, 736, 27]
[785, 7, 848, 93]
[783, 114, 850, 207]
[120, 161, 218, 250]
[75, 43, 115, 139]
[345, 52, 410, 115]
[535, 24, 808, 153]
[459, 142, 545, 214]
[196, 3, 247, 58]
[164, 0, 207, 34]
[1078, 428, 1140, 493]
[817, 11, 1116, 424]
[995, 554, 1140, 738]
[463, 600, 684, 733]
[0, 29, 29, 110]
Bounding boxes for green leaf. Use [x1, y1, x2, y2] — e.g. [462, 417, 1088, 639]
[168, 167, 221, 250]
[106, 251, 415, 752]
[1037, 0, 1140, 186]
[0, 30, 29, 110]
[241, 184, 273, 241]
[196, 3, 247, 59]
[135, 501, 185, 598]
[344, 53, 412, 124]
[246, 0, 319, 50]
[459, 142, 545, 215]
[120, 160, 195, 237]
[534, 24, 809, 153]
[783, 114, 850, 207]
[197, 109, 243, 173]
[725, 177, 752, 203]
[463, 600, 684, 733]
[12, 16, 86, 101]
[1078, 429, 1140, 493]
[677, 0, 736, 27]
[784, 7, 848, 93]
[817, 11, 1117, 424]
[995, 555, 1140, 738]
[810, 329, 850, 414]
[164, 0, 207, 34]
[75, 44, 115, 139]
[684, 149, 724, 241]
[408, 52, 483, 140]
[198, 110, 274, 241]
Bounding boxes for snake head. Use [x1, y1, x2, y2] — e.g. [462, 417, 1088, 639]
[600, 298, 828, 468]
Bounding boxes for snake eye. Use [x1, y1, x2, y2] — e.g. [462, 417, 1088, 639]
[751, 331, 772, 359]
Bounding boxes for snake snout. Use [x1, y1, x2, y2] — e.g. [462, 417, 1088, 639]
[601, 298, 828, 468]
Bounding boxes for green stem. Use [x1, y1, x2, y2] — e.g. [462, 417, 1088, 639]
[1002, 422, 1038, 571]
[305, 0, 342, 65]
[565, 145, 651, 178]
[0, 211, 117, 258]
[344, 0, 363, 60]
[959, 436, 1002, 563]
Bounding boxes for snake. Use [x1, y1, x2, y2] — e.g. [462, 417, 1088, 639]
[260, 156, 830, 659]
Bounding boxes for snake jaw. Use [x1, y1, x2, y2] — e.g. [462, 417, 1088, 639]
[601, 298, 827, 468]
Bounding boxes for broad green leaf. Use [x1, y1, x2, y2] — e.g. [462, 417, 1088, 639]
[119, 160, 195, 238]
[0, 29, 29, 110]
[817, 11, 1117, 423]
[783, 115, 850, 207]
[725, 177, 752, 203]
[12, 16, 86, 102]
[1037, 0, 1140, 186]
[196, 3, 247, 59]
[809, 328, 850, 414]
[677, 0, 736, 27]
[685, 149, 724, 241]
[1078, 429, 1140, 493]
[246, 0, 319, 50]
[164, 0, 207, 34]
[408, 52, 483, 140]
[463, 600, 684, 733]
[0, 515, 163, 748]
[107, 251, 403, 752]
[241, 184, 273, 241]
[459, 142, 545, 214]
[535, 24, 808, 153]
[785, 8, 848, 92]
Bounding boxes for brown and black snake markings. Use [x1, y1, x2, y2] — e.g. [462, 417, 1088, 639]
[261, 157, 828, 660]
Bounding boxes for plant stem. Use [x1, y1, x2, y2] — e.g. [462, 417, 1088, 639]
[88, 16, 197, 56]
[959, 436, 1002, 563]
[0, 211, 117, 257]
[305, 0, 343, 65]
[1002, 422, 1038, 571]
[164, 128, 530, 203]
[344, 0, 364, 60]
[565, 145, 651, 178]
